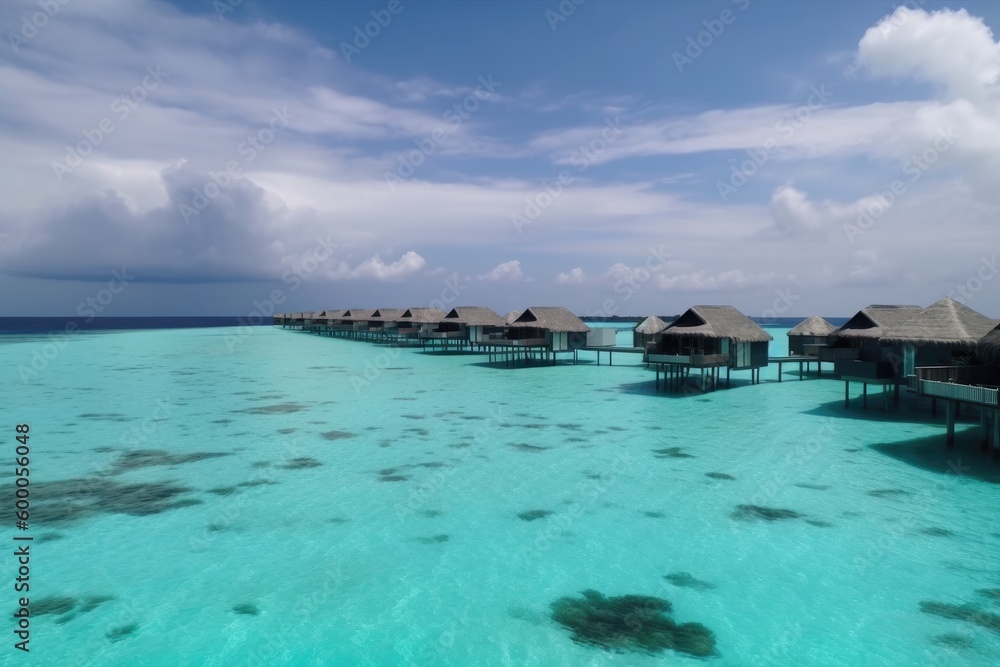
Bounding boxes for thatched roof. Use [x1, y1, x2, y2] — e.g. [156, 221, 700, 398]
[832, 305, 925, 339]
[634, 315, 668, 335]
[443, 306, 505, 327]
[319, 309, 346, 322]
[369, 308, 406, 322]
[658, 305, 772, 342]
[509, 307, 590, 333]
[880, 298, 996, 346]
[977, 323, 1000, 365]
[340, 309, 376, 321]
[503, 310, 521, 325]
[397, 308, 446, 324]
[788, 315, 837, 337]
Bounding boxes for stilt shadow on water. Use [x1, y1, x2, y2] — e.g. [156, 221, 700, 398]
[614, 376, 758, 398]
[802, 396, 985, 426]
[465, 359, 584, 370]
[869, 432, 1000, 484]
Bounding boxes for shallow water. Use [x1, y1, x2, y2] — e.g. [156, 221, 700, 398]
[2, 325, 999, 665]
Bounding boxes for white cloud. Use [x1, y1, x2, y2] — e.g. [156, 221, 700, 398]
[341, 251, 426, 282]
[477, 260, 523, 282]
[857, 7, 1000, 101]
[555, 267, 587, 285]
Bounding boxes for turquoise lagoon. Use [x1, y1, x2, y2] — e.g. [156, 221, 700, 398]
[2, 324, 999, 666]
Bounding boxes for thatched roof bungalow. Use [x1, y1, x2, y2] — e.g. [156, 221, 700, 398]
[633, 315, 669, 349]
[310, 309, 345, 334]
[910, 312, 1000, 447]
[366, 308, 406, 335]
[499, 307, 590, 352]
[337, 309, 377, 334]
[787, 315, 837, 355]
[649, 305, 771, 366]
[423, 306, 506, 345]
[395, 308, 446, 337]
[821, 304, 923, 373]
[503, 309, 521, 325]
[882, 298, 996, 374]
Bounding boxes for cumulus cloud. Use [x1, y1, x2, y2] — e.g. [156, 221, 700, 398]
[342, 251, 426, 281]
[555, 267, 587, 285]
[857, 8, 1000, 101]
[854, 7, 1000, 193]
[768, 185, 864, 236]
[477, 260, 523, 282]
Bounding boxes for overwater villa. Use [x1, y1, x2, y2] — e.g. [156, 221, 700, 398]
[486, 307, 589, 365]
[310, 309, 345, 335]
[834, 300, 997, 410]
[362, 308, 406, 341]
[826, 305, 923, 404]
[647, 305, 772, 391]
[394, 308, 447, 343]
[420, 306, 506, 351]
[885, 298, 997, 387]
[907, 313, 1000, 452]
[337, 309, 377, 336]
[787, 315, 837, 355]
[633, 315, 669, 351]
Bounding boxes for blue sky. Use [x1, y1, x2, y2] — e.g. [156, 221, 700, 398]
[2, 0, 999, 318]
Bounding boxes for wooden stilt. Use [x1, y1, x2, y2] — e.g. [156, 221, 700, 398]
[862, 383, 868, 410]
[844, 380, 849, 408]
[992, 410, 1000, 459]
[981, 408, 989, 451]
[945, 401, 955, 448]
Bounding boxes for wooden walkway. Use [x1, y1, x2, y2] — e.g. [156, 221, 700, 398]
[576, 346, 646, 365]
[769, 355, 822, 381]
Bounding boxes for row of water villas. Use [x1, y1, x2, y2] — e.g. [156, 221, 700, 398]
[276, 306, 592, 364]
[275, 298, 1000, 455]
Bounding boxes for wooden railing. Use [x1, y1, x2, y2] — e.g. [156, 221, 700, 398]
[914, 366, 1000, 406]
[487, 337, 548, 347]
[420, 331, 465, 339]
[919, 380, 998, 406]
[647, 352, 730, 366]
